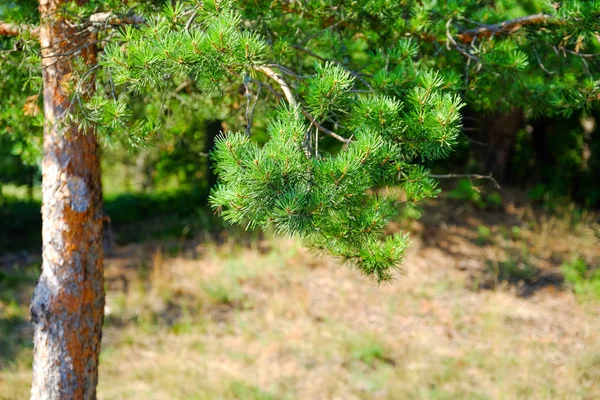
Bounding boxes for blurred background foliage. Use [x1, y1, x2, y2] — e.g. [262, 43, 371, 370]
[0, 0, 599, 254]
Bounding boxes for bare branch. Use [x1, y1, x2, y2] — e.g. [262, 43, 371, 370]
[457, 13, 556, 43]
[446, 19, 479, 61]
[255, 65, 297, 107]
[185, 10, 198, 31]
[245, 82, 261, 136]
[87, 12, 145, 29]
[0, 21, 39, 37]
[1, 11, 144, 40]
[301, 109, 351, 144]
[430, 173, 501, 189]
[560, 48, 600, 59]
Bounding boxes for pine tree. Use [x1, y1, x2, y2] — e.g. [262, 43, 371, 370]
[1, 1, 599, 398]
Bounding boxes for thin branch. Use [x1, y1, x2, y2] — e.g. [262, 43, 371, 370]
[0, 21, 39, 37]
[267, 63, 310, 79]
[245, 82, 261, 136]
[185, 10, 198, 31]
[533, 47, 556, 74]
[561, 48, 600, 59]
[255, 65, 296, 107]
[86, 12, 145, 30]
[457, 13, 556, 43]
[254, 66, 350, 144]
[1, 11, 144, 39]
[252, 79, 281, 99]
[301, 109, 351, 144]
[430, 173, 500, 189]
[446, 19, 479, 61]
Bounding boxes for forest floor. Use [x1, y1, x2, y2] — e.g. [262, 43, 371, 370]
[1, 190, 599, 399]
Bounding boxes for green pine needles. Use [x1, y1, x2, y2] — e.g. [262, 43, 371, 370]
[3, 0, 599, 278]
[99, 2, 464, 281]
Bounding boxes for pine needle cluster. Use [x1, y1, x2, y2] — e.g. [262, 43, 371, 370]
[99, 1, 463, 281]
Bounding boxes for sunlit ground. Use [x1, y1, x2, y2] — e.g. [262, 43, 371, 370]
[1, 194, 599, 400]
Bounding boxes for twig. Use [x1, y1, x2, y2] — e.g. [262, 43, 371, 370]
[430, 173, 501, 189]
[533, 47, 555, 74]
[561, 48, 600, 59]
[256, 66, 350, 144]
[245, 83, 261, 136]
[87, 11, 146, 29]
[185, 10, 198, 31]
[457, 13, 557, 43]
[1, 11, 145, 39]
[301, 109, 351, 144]
[461, 132, 487, 146]
[267, 63, 310, 79]
[255, 65, 296, 107]
[446, 19, 479, 61]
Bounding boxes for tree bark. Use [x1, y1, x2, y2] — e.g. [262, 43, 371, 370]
[30, 1, 104, 399]
[465, 108, 524, 182]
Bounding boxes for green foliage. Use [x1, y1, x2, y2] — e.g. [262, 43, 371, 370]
[99, 2, 465, 281]
[562, 258, 600, 302]
[489, 259, 539, 286]
[448, 179, 483, 205]
[2, 0, 599, 280]
[476, 225, 492, 246]
[448, 179, 502, 209]
[351, 340, 387, 367]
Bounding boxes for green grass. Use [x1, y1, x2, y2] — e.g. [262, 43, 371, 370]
[1, 190, 599, 399]
[562, 257, 600, 302]
[0, 186, 217, 252]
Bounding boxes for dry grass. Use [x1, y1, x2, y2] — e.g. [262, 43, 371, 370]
[1, 195, 599, 400]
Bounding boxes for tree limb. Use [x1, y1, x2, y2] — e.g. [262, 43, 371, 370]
[301, 109, 351, 144]
[457, 13, 556, 43]
[1, 12, 144, 39]
[430, 173, 500, 189]
[86, 12, 146, 31]
[0, 21, 39, 37]
[255, 65, 297, 107]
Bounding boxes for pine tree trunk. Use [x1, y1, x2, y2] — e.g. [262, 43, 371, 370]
[30, 1, 104, 399]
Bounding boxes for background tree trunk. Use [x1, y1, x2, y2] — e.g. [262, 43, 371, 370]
[205, 119, 223, 191]
[466, 108, 524, 182]
[30, 1, 104, 399]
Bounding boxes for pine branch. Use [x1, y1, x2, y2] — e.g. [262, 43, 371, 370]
[255, 66, 350, 144]
[457, 13, 556, 43]
[301, 109, 351, 144]
[255, 65, 297, 107]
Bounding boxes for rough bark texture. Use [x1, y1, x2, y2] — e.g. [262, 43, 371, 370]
[30, 1, 104, 399]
